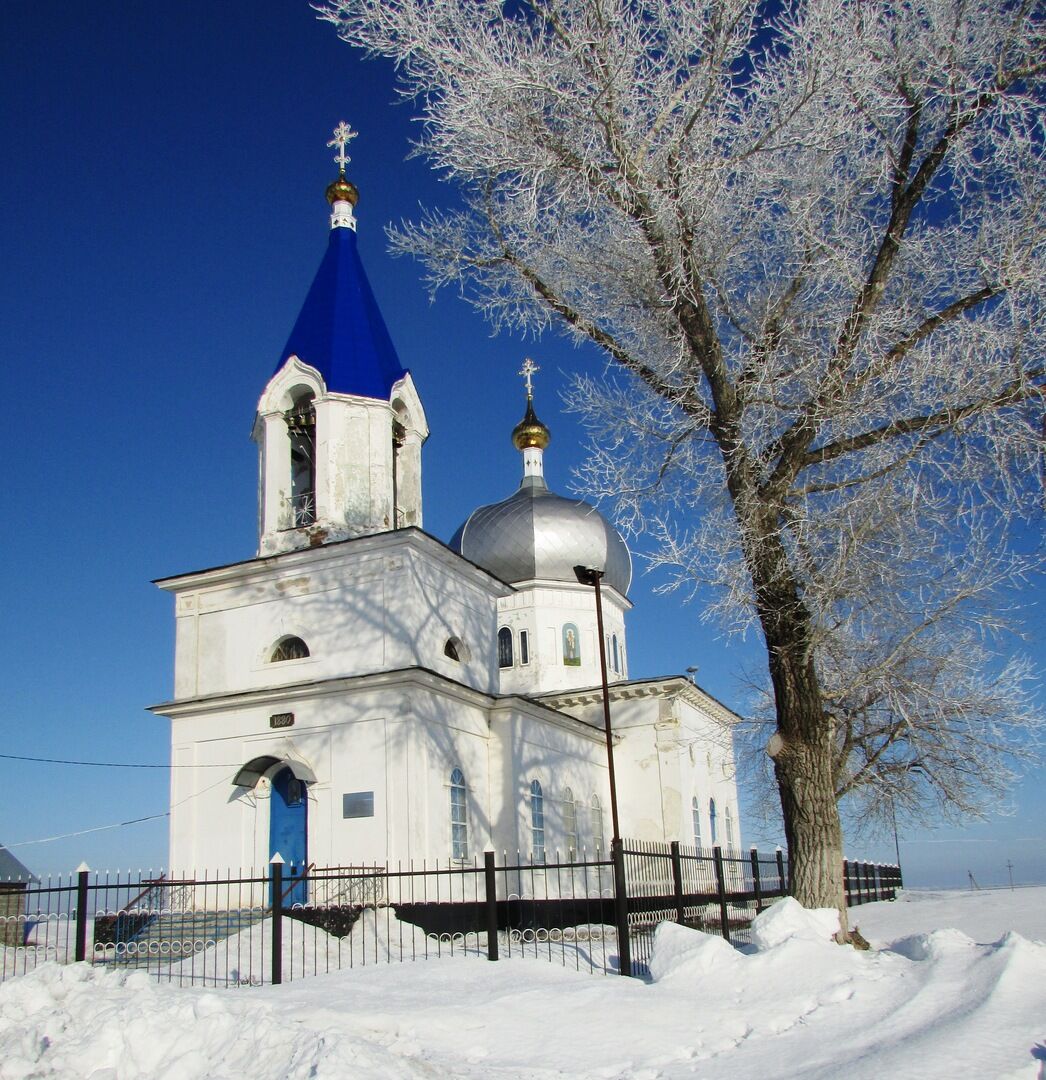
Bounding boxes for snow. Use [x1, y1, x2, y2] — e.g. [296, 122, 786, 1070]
[0, 889, 1044, 1079]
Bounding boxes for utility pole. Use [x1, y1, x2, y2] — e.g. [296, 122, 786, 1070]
[1007, 860, 1015, 891]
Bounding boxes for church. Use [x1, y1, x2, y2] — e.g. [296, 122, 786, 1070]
[150, 125, 742, 881]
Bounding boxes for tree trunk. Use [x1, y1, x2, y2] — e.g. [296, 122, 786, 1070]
[773, 734, 848, 938]
[743, 514, 849, 938]
[763, 634, 849, 938]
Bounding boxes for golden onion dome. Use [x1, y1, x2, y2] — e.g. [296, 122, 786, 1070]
[325, 172, 359, 206]
[512, 398, 551, 451]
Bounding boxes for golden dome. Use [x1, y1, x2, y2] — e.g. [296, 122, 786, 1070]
[325, 172, 359, 206]
[512, 398, 551, 451]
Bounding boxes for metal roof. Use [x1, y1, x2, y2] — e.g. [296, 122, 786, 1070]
[0, 845, 33, 883]
[451, 476, 632, 594]
[277, 226, 406, 400]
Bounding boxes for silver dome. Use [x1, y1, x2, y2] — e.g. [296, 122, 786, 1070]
[451, 476, 632, 595]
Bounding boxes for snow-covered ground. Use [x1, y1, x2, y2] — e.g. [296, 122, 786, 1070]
[0, 888, 1043, 1079]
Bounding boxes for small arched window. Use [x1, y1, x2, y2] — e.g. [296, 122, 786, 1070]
[530, 780, 545, 862]
[450, 768, 468, 860]
[444, 636, 468, 662]
[724, 805, 735, 852]
[590, 794, 605, 854]
[519, 629, 530, 665]
[563, 787, 578, 857]
[692, 796, 702, 849]
[271, 636, 310, 662]
[611, 634, 620, 674]
[709, 798, 718, 846]
[497, 627, 513, 668]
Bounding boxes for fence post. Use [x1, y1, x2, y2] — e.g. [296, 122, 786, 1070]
[750, 847, 763, 914]
[611, 838, 632, 977]
[775, 847, 787, 896]
[484, 851, 499, 961]
[713, 845, 731, 944]
[842, 859, 851, 907]
[271, 856, 283, 986]
[670, 841, 685, 924]
[74, 863, 90, 963]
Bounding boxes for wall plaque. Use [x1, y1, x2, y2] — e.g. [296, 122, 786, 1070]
[269, 712, 295, 729]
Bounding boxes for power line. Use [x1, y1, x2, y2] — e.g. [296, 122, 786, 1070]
[8, 812, 171, 848]
[7, 775, 234, 849]
[0, 753, 237, 769]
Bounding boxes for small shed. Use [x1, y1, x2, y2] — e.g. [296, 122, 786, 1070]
[0, 846, 34, 947]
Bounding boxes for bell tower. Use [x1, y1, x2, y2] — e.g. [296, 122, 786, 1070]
[253, 123, 428, 556]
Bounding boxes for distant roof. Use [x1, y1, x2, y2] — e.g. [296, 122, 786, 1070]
[0, 846, 33, 883]
[277, 226, 407, 400]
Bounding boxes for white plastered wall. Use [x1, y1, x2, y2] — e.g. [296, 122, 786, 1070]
[495, 581, 631, 696]
[160, 531, 507, 703]
[540, 680, 743, 850]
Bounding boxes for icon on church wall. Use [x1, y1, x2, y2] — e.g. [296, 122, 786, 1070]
[562, 623, 581, 666]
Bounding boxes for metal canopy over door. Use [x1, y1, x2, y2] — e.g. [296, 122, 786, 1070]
[269, 766, 308, 906]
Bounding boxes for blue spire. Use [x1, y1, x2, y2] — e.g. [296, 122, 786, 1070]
[277, 225, 407, 400]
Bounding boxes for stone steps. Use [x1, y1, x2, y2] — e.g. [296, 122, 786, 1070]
[104, 909, 266, 962]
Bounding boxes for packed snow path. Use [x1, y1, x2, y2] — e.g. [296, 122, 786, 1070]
[0, 888, 1043, 1079]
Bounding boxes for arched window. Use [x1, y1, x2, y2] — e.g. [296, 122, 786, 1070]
[444, 637, 468, 662]
[530, 780, 545, 862]
[709, 798, 718, 846]
[611, 634, 620, 674]
[450, 768, 468, 860]
[497, 627, 513, 668]
[724, 805, 735, 852]
[590, 794, 605, 854]
[692, 796, 702, 849]
[270, 636, 310, 662]
[519, 629, 530, 665]
[285, 391, 316, 527]
[563, 787, 578, 857]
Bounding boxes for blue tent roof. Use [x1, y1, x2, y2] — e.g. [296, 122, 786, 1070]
[277, 227, 406, 399]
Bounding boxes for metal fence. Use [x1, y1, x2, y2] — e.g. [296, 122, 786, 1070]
[0, 843, 900, 987]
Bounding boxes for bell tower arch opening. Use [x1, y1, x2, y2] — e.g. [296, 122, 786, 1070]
[286, 390, 316, 527]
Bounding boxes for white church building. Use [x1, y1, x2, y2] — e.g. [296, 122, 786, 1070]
[150, 127, 742, 881]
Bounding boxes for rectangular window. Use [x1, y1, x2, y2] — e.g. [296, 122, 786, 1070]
[519, 630, 530, 665]
[450, 769, 468, 860]
[342, 791, 375, 818]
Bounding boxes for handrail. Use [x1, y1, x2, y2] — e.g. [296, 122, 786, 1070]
[117, 873, 167, 915]
[279, 862, 315, 906]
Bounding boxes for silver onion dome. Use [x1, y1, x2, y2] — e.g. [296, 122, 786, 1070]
[450, 475, 632, 595]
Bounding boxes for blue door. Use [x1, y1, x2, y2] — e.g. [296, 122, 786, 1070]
[269, 767, 308, 906]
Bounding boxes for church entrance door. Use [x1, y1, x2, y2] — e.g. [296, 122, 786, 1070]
[269, 766, 308, 906]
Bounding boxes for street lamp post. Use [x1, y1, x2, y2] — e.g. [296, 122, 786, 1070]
[574, 564, 631, 976]
[573, 565, 622, 841]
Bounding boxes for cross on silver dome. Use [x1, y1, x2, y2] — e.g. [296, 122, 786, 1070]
[328, 121, 358, 173]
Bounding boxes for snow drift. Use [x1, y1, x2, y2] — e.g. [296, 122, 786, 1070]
[0, 889, 1043, 1079]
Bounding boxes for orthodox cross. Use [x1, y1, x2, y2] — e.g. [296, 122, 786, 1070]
[328, 121, 358, 174]
[519, 358, 540, 399]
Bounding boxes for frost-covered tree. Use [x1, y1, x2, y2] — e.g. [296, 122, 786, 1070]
[319, 0, 1045, 930]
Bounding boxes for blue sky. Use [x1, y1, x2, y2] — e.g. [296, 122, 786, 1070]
[2, 1, 1042, 887]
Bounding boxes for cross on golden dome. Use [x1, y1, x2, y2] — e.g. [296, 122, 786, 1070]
[519, 358, 540, 400]
[327, 121, 358, 174]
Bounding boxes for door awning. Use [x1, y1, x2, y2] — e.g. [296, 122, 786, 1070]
[232, 755, 317, 788]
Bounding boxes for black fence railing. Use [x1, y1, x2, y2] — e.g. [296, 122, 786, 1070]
[0, 843, 901, 987]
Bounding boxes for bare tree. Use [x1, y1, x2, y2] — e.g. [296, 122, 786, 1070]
[319, 0, 1046, 932]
